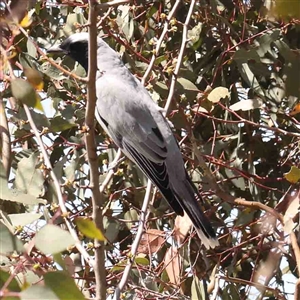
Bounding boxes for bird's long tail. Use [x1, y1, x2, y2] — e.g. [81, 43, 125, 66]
[172, 175, 219, 249]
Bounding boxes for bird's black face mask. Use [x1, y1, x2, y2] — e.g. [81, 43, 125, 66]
[48, 39, 89, 72]
[65, 41, 89, 72]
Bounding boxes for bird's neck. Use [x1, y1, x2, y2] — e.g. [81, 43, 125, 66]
[81, 44, 125, 76]
[96, 45, 126, 75]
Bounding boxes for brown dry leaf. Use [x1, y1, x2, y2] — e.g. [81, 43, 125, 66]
[174, 213, 192, 244]
[164, 246, 181, 286]
[137, 229, 165, 254]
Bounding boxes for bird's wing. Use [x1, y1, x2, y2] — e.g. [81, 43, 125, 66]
[95, 77, 184, 215]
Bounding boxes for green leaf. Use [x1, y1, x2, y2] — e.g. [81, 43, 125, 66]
[116, 5, 134, 40]
[0, 269, 21, 292]
[111, 260, 127, 272]
[64, 13, 87, 35]
[7, 213, 42, 227]
[64, 154, 79, 182]
[40, 62, 66, 80]
[0, 187, 45, 205]
[103, 217, 119, 243]
[191, 276, 205, 300]
[74, 217, 105, 241]
[176, 77, 199, 101]
[154, 55, 167, 66]
[15, 152, 45, 198]
[284, 166, 300, 184]
[233, 50, 264, 97]
[44, 271, 85, 300]
[26, 39, 37, 58]
[124, 209, 139, 230]
[134, 256, 150, 266]
[10, 78, 41, 110]
[22, 270, 40, 285]
[53, 253, 71, 272]
[187, 23, 203, 48]
[235, 209, 256, 227]
[0, 160, 44, 205]
[0, 223, 24, 254]
[256, 30, 280, 57]
[177, 77, 198, 92]
[35, 224, 75, 255]
[20, 285, 58, 300]
[50, 116, 77, 133]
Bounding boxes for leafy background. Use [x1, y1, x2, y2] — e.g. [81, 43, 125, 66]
[0, 0, 300, 299]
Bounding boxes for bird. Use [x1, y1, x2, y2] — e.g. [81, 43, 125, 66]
[48, 32, 219, 249]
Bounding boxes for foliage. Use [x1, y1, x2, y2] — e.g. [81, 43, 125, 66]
[0, 0, 299, 299]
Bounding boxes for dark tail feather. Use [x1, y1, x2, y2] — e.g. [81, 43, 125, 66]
[172, 176, 219, 249]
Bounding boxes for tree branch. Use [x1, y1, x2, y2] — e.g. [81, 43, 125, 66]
[86, 1, 106, 299]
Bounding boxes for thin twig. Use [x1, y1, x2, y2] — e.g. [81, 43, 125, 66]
[100, 149, 122, 194]
[164, 0, 196, 113]
[86, 1, 106, 299]
[234, 198, 284, 224]
[218, 275, 286, 300]
[192, 136, 236, 203]
[113, 180, 153, 300]
[217, 102, 300, 138]
[141, 0, 182, 85]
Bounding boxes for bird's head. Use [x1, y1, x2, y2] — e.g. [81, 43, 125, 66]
[48, 32, 89, 71]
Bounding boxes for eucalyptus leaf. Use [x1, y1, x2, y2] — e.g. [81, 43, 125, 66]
[44, 271, 85, 300]
[0, 223, 24, 254]
[0, 269, 21, 292]
[35, 224, 75, 255]
[7, 213, 42, 227]
[20, 285, 58, 300]
[191, 276, 205, 300]
[15, 152, 45, 198]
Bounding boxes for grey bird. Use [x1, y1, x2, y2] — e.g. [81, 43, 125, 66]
[48, 33, 218, 249]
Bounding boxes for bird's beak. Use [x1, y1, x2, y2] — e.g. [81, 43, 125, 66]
[47, 44, 66, 54]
